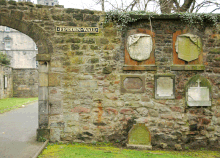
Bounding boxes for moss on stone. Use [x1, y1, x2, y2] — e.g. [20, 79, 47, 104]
[91, 58, 99, 63]
[69, 22, 77, 26]
[214, 57, 220, 61]
[0, 0, 6, 5]
[24, 1, 34, 7]
[76, 51, 83, 55]
[8, 0, 16, 5]
[209, 48, 220, 54]
[73, 13, 83, 21]
[66, 8, 79, 13]
[66, 38, 81, 43]
[70, 56, 84, 64]
[81, 9, 94, 14]
[103, 66, 112, 74]
[83, 38, 95, 44]
[90, 45, 99, 50]
[78, 33, 85, 37]
[100, 38, 109, 44]
[71, 44, 80, 50]
[8, 5, 16, 9]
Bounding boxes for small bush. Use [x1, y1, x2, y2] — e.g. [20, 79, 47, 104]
[0, 52, 10, 65]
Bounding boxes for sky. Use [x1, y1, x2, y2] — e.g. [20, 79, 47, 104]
[30, 0, 219, 13]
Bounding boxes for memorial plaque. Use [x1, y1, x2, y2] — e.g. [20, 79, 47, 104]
[127, 34, 153, 61]
[56, 26, 99, 33]
[121, 75, 145, 93]
[155, 74, 175, 99]
[186, 77, 211, 106]
[175, 33, 202, 62]
[127, 123, 152, 149]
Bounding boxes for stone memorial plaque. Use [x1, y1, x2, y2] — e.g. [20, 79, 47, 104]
[127, 34, 153, 61]
[56, 26, 99, 33]
[127, 123, 152, 149]
[186, 77, 211, 106]
[175, 33, 202, 62]
[155, 74, 175, 99]
[121, 75, 145, 93]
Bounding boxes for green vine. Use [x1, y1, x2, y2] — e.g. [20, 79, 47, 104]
[105, 11, 219, 28]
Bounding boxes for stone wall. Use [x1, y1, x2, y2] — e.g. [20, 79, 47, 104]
[0, 64, 13, 99]
[0, 1, 219, 149]
[12, 68, 38, 97]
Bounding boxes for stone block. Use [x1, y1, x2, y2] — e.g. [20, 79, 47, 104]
[38, 87, 48, 101]
[39, 114, 49, 128]
[50, 128, 60, 142]
[37, 129, 50, 141]
[49, 73, 60, 87]
[39, 100, 48, 114]
[36, 54, 50, 61]
[39, 73, 48, 87]
[49, 101, 62, 114]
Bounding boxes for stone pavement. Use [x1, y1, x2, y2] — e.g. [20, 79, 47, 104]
[0, 102, 44, 158]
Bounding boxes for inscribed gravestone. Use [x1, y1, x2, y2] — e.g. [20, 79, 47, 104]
[127, 123, 152, 149]
[127, 34, 153, 61]
[175, 33, 202, 62]
[186, 78, 211, 106]
[155, 74, 175, 99]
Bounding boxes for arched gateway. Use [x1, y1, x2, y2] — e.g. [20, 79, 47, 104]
[1, 1, 220, 150]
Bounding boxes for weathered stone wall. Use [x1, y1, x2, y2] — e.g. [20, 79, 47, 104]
[0, 1, 219, 150]
[0, 64, 13, 99]
[12, 68, 38, 97]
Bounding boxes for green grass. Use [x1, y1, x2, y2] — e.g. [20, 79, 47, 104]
[38, 143, 220, 158]
[0, 97, 38, 113]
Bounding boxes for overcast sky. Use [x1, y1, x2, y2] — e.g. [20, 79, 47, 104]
[30, 0, 219, 13]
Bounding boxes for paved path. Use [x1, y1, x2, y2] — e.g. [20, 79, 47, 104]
[0, 102, 44, 158]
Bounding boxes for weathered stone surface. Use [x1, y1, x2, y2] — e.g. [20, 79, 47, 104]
[175, 33, 202, 62]
[49, 73, 60, 87]
[128, 123, 151, 146]
[39, 73, 48, 87]
[127, 34, 153, 61]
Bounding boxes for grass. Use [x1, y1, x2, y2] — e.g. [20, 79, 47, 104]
[38, 143, 220, 158]
[0, 97, 38, 113]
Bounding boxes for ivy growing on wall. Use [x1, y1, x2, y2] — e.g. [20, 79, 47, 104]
[105, 10, 219, 28]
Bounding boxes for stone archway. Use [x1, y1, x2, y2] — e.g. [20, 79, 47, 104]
[0, 4, 53, 139]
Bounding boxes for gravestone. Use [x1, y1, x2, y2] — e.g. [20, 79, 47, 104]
[154, 74, 175, 99]
[175, 33, 202, 62]
[127, 34, 153, 61]
[121, 75, 145, 93]
[186, 75, 211, 106]
[127, 123, 152, 149]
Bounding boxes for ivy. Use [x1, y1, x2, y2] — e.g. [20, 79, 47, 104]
[105, 11, 219, 28]
[179, 13, 218, 26]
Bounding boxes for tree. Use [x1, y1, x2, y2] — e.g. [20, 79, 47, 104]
[0, 52, 10, 65]
[95, 0, 220, 13]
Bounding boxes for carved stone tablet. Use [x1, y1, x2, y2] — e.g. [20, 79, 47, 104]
[127, 123, 152, 149]
[186, 76, 211, 106]
[155, 74, 175, 99]
[127, 34, 153, 61]
[175, 33, 202, 62]
[121, 75, 145, 93]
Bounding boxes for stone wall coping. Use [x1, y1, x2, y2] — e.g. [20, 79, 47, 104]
[171, 65, 205, 71]
[12, 68, 38, 70]
[130, 14, 220, 21]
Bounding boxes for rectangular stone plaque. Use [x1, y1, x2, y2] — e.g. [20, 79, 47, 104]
[121, 75, 145, 93]
[56, 26, 99, 33]
[155, 74, 175, 99]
